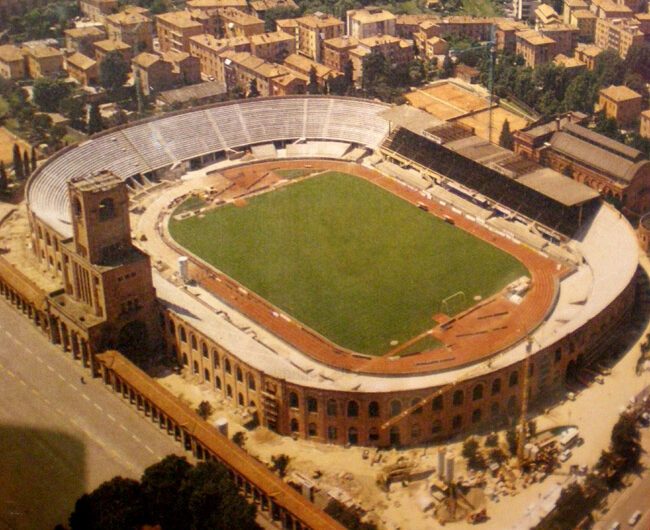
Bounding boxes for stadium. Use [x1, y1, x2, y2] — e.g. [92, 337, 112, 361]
[23, 95, 639, 448]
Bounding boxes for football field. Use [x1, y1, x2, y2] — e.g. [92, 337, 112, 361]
[169, 172, 528, 355]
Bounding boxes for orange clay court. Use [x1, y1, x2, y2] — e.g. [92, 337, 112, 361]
[172, 160, 565, 376]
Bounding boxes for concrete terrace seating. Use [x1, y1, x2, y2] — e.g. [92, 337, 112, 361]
[28, 97, 390, 237]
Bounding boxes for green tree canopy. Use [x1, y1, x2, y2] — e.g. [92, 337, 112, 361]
[88, 102, 103, 134]
[99, 51, 130, 92]
[499, 118, 514, 149]
[33, 78, 71, 113]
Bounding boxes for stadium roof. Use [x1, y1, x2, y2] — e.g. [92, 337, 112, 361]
[379, 105, 442, 136]
[157, 81, 227, 105]
[518, 168, 600, 206]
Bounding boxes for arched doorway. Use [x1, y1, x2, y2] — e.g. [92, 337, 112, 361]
[390, 426, 401, 446]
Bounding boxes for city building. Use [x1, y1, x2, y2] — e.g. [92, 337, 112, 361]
[156, 11, 205, 53]
[639, 109, 650, 139]
[105, 10, 154, 52]
[553, 53, 586, 71]
[25, 45, 64, 78]
[595, 17, 644, 59]
[535, 3, 561, 25]
[94, 39, 132, 65]
[296, 13, 344, 62]
[65, 52, 98, 86]
[64, 26, 107, 57]
[598, 85, 643, 127]
[514, 117, 650, 215]
[513, 0, 539, 21]
[395, 14, 432, 38]
[413, 32, 449, 59]
[219, 7, 265, 38]
[569, 9, 597, 41]
[574, 42, 603, 69]
[515, 29, 555, 67]
[189, 34, 250, 79]
[539, 23, 578, 55]
[346, 7, 397, 39]
[217, 50, 287, 95]
[495, 20, 529, 53]
[186, 0, 248, 14]
[250, 31, 295, 62]
[275, 18, 299, 40]
[349, 35, 414, 83]
[249, 0, 299, 19]
[283, 53, 342, 88]
[589, 0, 633, 19]
[79, 0, 119, 21]
[0, 44, 25, 80]
[322, 36, 359, 71]
[563, 0, 589, 24]
[163, 50, 202, 86]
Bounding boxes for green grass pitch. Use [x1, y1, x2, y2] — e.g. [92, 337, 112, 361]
[169, 172, 528, 355]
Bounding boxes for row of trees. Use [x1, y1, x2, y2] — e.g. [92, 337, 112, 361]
[64, 455, 260, 530]
[0, 0, 80, 41]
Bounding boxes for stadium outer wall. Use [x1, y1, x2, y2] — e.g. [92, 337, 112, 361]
[15, 95, 639, 449]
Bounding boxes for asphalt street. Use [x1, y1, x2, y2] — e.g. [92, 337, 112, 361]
[0, 298, 183, 530]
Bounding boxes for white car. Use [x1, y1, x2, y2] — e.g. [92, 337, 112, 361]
[628, 510, 642, 526]
[609, 522, 620, 530]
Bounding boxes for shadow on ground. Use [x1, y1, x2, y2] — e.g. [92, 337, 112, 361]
[0, 425, 85, 529]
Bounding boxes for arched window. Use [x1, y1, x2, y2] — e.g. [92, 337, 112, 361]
[347, 400, 359, 417]
[327, 426, 337, 440]
[179, 326, 187, 343]
[472, 408, 482, 423]
[472, 384, 484, 401]
[452, 415, 462, 429]
[308, 423, 317, 437]
[327, 399, 337, 416]
[225, 359, 231, 374]
[389, 426, 400, 446]
[190, 335, 197, 350]
[452, 390, 464, 406]
[247, 374, 256, 390]
[238, 393, 244, 406]
[509, 371, 519, 387]
[182, 353, 188, 365]
[491, 378, 501, 395]
[432, 419, 442, 434]
[411, 398, 423, 414]
[215, 376, 222, 390]
[192, 361, 199, 374]
[368, 401, 380, 417]
[226, 384, 232, 398]
[98, 198, 115, 221]
[203, 368, 210, 381]
[348, 427, 358, 445]
[201, 343, 208, 358]
[236, 367, 243, 382]
[390, 400, 402, 417]
[290, 419, 299, 432]
[369, 427, 379, 441]
[307, 397, 318, 413]
[168, 319, 175, 334]
[432, 395, 443, 411]
[289, 392, 299, 409]
[213, 351, 219, 368]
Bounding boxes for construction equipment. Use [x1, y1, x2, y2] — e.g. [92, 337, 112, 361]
[375, 457, 416, 491]
[467, 509, 488, 524]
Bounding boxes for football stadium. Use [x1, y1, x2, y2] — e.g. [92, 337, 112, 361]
[18, 95, 639, 450]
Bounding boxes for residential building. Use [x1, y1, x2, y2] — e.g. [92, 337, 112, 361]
[634, 13, 650, 34]
[553, 53, 586, 71]
[413, 33, 449, 59]
[94, 39, 132, 65]
[132, 52, 176, 96]
[569, 10, 597, 41]
[65, 52, 98, 85]
[276, 18, 299, 39]
[162, 51, 202, 86]
[216, 50, 287, 95]
[419, 16, 495, 42]
[495, 20, 529, 53]
[64, 26, 107, 57]
[0, 44, 25, 80]
[156, 11, 204, 53]
[186, 0, 248, 14]
[105, 10, 154, 52]
[250, 31, 295, 61]
[25, 45, 64, 78]
[296, 13, 344, 62]
[189, 34, 250, 79]
[283, 53, 343, 88]
[249, 0, 299, 19]
[514, 117, 650, 215]
[220, 8, 265, 38]
[513, 0, 539, 21]
[395, 14, 432, 38]
[455, 63, 481, 83]
[539, 23, 578, 55]
[535, 3, 561, 24]
[346, 8, 397, 39]
[515, 30, 555, 67]
[574, 42, 603, 69]
[563, 0, 588, 24]
[598, 85, 643, 127]
[595, 17, 644, 59]
[348, 35, 414, 82]
[590, 0, 633, 19]
[640, 109, 650, 139]
[322, 36, 359, 71]
[79, 0, 118, 21]
[186, 8, 220, 36]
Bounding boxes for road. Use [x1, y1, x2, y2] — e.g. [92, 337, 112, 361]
[0, 297, 183, 530]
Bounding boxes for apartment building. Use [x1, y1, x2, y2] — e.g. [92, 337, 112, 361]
[515, 29, 555, 67]
[563, 0, 588, 24]
[25, 45, 64, 78]
[535, 3, 561, 24]
[595, 16, 644, 58]
[0, 44, 25, 80]
[64, 26, 107, 57]
[395, 14, 432, 38]
[94, 39, 132, 65]
[495, 20, 529, 53]
[539, 23, 578, 55]
[513, 0, 539, 21]
[132, 51, 200, 95]
[349, 35, 414, 82]
[598, 85, 643, 127]
[249, 0, 298, 19]
[65, 52, 98, 85]
[640, 109, 650, 139]
[283, 52, 342, 88]
[220, 7, 265, 38]
[156, 11, 205, 53]
[322, 36, 358, 71]
[346, 8, 397, 39]
[296, 13, 344, 62]
[574, 43, 603, 69]
[250, 31, 295, 61]
[189, 34, 250, 79]
[590, 0, 633, 19]
[186, 0, 248, 14]
[569, 10, 597, 41]
[105, 10, 154, 52]
[79, 0, 118, 21]
[217, 50, 287, 95]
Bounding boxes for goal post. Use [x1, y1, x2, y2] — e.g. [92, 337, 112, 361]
[440, 291, 466, 316]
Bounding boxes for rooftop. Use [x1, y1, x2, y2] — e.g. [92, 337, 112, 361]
[347, 7, 396, 23]
[0, 44, 23, 62]
[518, 168, 599, 206]
[66, 52, 97, 70]
[64, 26, 106, 39]
[158, 81, 227, 104]
[516, 30, 555, 46]
[297, 13, 344, 28]
[190, 34, 250, 50]
[323, 36, 359, 49]
[572, 9, 596, 18]
[187, 0, 247, 7]
[27, 45, 63, 59]
[94, 39, 131, 52]
[599, 84, 642, 102]
[220, 7, 265, 25]
[106, 11, 151, 26]
[132, 51, 161, 68]
[250, 31, 294, 45]
[284, 53, 335, 78]
[156, 10, 203, 29]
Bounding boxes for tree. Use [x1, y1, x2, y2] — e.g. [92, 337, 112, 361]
[140, 455, 192, 530]
[343, 59, 354, 92]
[0, 161, 7, 191]
[22, 150, 30, 178]
[325, 498, 377, 530]
[271, 454, 290, 478]
[562, 72, 597, 114]
[32, 78, 71, 113]
[248, 78, 260, 98]
[499, 119, 514, 150]
[196, 400, 213, 420]
[625, 43, 650, 81]
[441, 54, 454, 79]
[232, 431, 246, 447]
[12, 144, 23, 180]
[88, 103, 103, 135]
[610, 412, 641, 471]
[307, 66, 319, 95]
[462, 437, 479, 459]
[506, 429, 518, 455]
[99, 51, 129, 92]
[30, 146, 37, 172]
[69, 477, 149, 530]
[59, 95, 87, 131]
